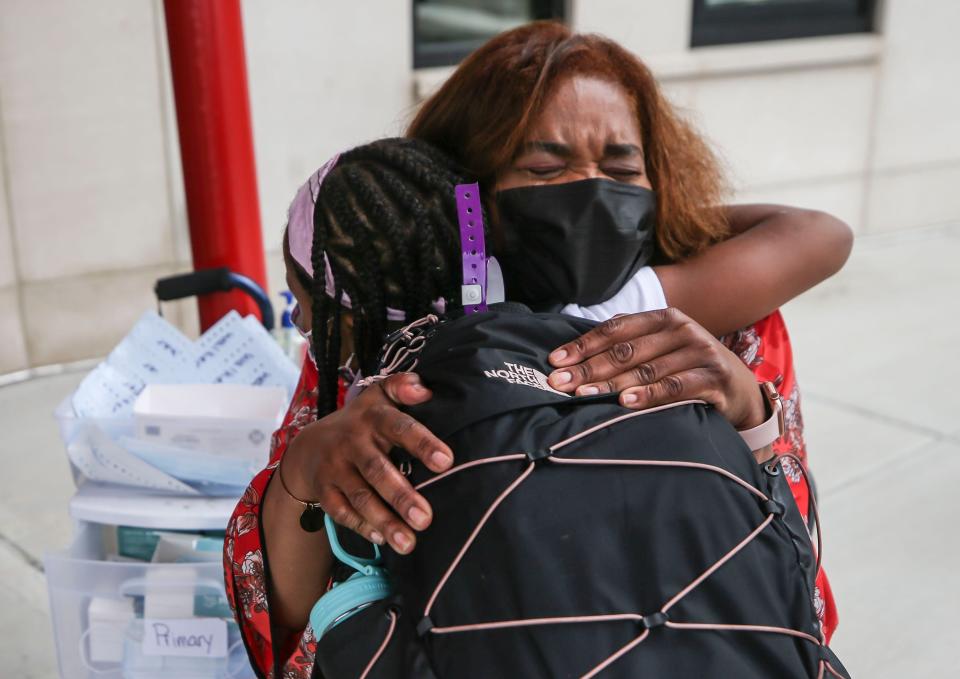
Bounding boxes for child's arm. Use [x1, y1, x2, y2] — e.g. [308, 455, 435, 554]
[655, 204, 853, 336]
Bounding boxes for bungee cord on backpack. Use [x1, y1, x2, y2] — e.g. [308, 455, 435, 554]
[405, 404, 840, 679]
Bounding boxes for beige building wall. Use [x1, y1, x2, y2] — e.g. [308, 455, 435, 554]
[574, 0, 960, 234]
[1, 0, 957, 373]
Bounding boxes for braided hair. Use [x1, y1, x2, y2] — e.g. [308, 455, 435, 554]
[295, 138, 479, 416]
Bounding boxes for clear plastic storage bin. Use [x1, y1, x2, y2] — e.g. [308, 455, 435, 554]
[44, 522, 254, 679]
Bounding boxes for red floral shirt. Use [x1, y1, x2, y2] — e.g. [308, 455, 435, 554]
[224, 311, 837, 678]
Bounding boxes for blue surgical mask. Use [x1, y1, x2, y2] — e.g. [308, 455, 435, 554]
[120, 436, 261, 496]
[291, 305, 361, 387]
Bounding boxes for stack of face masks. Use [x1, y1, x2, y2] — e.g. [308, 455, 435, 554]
[58, 310, 299, 495]
[85, 526, 254, 679]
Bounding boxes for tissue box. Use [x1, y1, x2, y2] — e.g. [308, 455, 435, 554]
[133, 384, 286, 460]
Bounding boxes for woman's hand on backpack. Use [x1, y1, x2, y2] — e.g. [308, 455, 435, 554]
[280, 372, 451, 554]
[546, 308, 766, 430]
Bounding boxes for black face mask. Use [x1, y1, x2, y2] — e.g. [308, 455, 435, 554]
[496, 178, 657, 308]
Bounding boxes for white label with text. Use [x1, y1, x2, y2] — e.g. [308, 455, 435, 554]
[142, 618, 228, 658]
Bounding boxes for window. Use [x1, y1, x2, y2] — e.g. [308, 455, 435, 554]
[414, 0, 565, 69]
[690, 0, 876, 48]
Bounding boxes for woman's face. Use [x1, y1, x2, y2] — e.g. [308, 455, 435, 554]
[496, 76, 652, 192]
[284, 257, 356, 363]
[284, 259, 313, 333]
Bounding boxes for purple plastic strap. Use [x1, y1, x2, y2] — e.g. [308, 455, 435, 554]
[456, 183, 487, 314]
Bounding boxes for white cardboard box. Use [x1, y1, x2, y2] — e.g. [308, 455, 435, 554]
[133, 384, 286, 460]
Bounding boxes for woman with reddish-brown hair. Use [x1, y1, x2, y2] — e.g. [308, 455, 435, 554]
[409, 22, 729, 265]
[226, 23, 849, 678]
[406, 21, 847, 331]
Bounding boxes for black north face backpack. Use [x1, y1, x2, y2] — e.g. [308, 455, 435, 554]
[312, 308, 850, 679]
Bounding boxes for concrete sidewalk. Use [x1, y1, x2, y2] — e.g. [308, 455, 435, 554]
[782, 223, 960, 677]
[1, 224, 957, 678]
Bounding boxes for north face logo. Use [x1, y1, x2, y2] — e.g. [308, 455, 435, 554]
[483, 362, 570, 397]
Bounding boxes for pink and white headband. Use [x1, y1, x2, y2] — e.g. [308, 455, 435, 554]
[286, 153, 444, 321]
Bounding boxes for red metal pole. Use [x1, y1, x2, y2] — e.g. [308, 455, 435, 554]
[163, 0, 266, 330]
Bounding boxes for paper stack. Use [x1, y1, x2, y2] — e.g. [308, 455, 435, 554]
[57, 311, 299, 495]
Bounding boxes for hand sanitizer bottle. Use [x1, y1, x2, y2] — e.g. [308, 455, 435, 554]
[274, 291, 306, 365]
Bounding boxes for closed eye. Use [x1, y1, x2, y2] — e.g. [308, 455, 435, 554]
[603, 166, 644, 179]
[524, 165, 565, 177]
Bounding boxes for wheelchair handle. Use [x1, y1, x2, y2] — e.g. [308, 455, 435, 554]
[154, 267, 275, 331]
